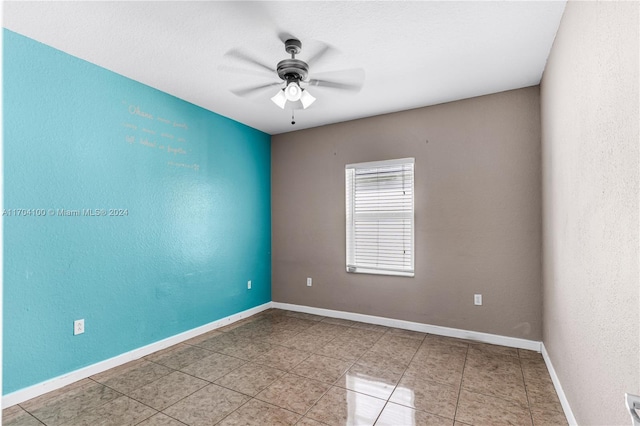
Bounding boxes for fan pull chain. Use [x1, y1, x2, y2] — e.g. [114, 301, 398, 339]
[291, 110, 296, 126]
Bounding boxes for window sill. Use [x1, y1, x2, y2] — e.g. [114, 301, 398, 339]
[346, 267, 414, 278]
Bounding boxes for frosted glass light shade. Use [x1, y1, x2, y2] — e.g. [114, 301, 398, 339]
[271, 90, 287, 109]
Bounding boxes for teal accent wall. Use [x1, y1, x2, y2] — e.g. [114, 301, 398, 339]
[3, 29, 271, 394]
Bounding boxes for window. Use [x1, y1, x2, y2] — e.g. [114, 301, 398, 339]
[345, 158, 415, 277]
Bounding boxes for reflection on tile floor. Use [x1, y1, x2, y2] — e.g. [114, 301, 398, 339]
[3, 309, 568, 425]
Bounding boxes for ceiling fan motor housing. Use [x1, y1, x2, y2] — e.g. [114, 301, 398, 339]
[277, 39, 308, 83]
[276, 59, 309, 83]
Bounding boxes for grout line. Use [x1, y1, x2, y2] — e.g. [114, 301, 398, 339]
[519, 355, 537, 426]
[452, 343, 470, 422]
[213, 396, 254, 425]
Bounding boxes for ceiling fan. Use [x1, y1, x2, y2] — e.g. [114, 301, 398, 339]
[224, 37, 365, 114]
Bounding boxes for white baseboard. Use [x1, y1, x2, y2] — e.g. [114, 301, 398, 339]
[2, 302, 272, 408]
[541, 343, 578, 425]
[272, 302, 542, 351]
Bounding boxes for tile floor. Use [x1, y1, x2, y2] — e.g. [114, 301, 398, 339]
[3, 309, 568, 426]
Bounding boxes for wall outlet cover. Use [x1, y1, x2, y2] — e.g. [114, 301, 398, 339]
[74, 319, 85, 335]
[474, 294, 483, 306]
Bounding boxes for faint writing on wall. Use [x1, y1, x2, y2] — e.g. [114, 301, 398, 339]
[121, 100, 199, 171]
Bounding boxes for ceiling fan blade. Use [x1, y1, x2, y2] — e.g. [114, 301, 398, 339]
[305, 42, 339, 68]
[231, 82, 282, 98]
[307, 68, 366, 92]
[218, 64, 273, 78]
[277, 31, 297, 44]
[308, 79, 362, 92]
[224, 48, 276, 74]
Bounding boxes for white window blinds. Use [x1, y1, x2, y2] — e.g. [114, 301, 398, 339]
[345, 158, 415, 277]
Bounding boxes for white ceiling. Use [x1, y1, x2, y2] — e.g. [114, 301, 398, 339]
[3, 1, 566, 135]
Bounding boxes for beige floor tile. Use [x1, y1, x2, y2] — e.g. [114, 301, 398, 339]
[341, 327, 386, 345]
[306, 322, 350, 339]
[376, 402, 454, 426]
[217, 399, 300, 426]
[217, 318, 255, 332]
[276, 317, 318, 331]
[2, 405, 43, 426]
[145, 344, 213, 370]
[127, 371, 207, 410]
[189, 332, 242, 351]
[530, 405, 568, 426]
[367, 341, 418, 364]
[385, 328, 427, 341]
[405, 357, 464, 387]
[315, 337, 372, 361]
[305, 386, 386, 426]
[218, 338, 274, 360]
[356, 352, 409, 375]
[252, 345, 311, 370]
[350, 322, 390, 333]
[214, 362, 286, 396]
[179, 351, 246, 382]
[91, 359, 173, 395]
[291, 354, 353, 384]
[422, 334, 470, 349]
[521, 358, 552, 382]
[20, 379, 121, 426]
[162, 384, 249, 426]
[255, 329, 302, 345]
[283, 311, 326, 322]
[518, 349, 544, 361]
[320, 317, 359, 327]
[136, 413, 185, 426]
[255, 373, 331, 414]
[227, 323, 276, 340]
[525, 376, 562, 406]
[465, 345, 520, 366]
[334, 363, 402, 400]
[389, 375, 459, 420]
[296, 416, 329, 426]
[469, 342, 519, 358]
[280, 332, 336, 352]
[423, 343, 468, 362]
[64, 395, 156, 426]
[181, 330, 223, 347]
[462, 351, 528, 405]
[455, 390, 532, 426]
[376, 334, 423, 350]
[462, 370, 528, 405]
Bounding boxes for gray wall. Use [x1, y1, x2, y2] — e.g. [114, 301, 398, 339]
[541, 1, 639, 424]
[272, 87, 542, 340]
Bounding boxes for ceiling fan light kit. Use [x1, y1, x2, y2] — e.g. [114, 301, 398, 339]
[271, 81, 316, 110]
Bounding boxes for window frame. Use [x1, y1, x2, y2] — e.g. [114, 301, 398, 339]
[345, 157, 415, 278]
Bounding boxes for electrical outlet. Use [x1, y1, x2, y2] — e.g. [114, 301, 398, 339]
[247, 280, 251, 289]
[307, 277, 312, 287]
[74, 319, 85, 335]
[474, 294, 483, 306]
